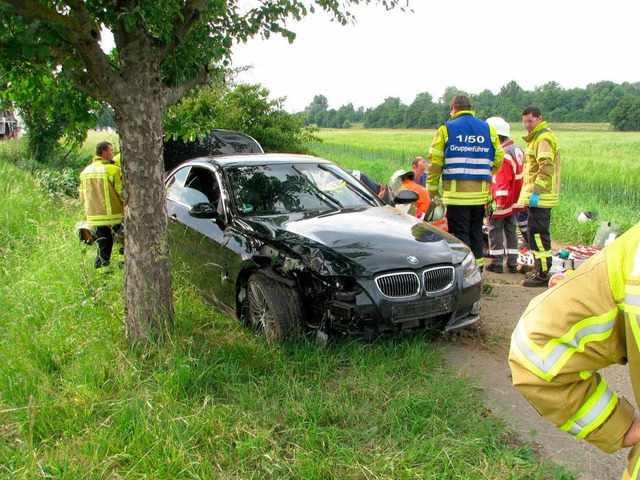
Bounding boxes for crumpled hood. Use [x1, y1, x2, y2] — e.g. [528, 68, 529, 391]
[240, 206, 466, 276]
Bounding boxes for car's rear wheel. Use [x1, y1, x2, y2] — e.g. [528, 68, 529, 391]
[247, 272, 303, 343]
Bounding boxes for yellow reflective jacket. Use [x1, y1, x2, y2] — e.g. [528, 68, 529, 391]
[509, 222, 640, 480]
[427, 111, 504, 206]
[517, 121, 561, 208]
[79, 156, 124, 227]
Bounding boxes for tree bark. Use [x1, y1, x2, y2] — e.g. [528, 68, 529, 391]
[115, 90, 174, 343]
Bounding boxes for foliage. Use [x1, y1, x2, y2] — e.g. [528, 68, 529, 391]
[34, 167, 80, 197]
[0, 61, 100, 163]
[301, 80, 640, 129]
[363, 96, 407, 128]
[304, 94, 330, 124]
[610, 95, 640, 131]
[405, 92, 443, 129]
[96, 105, 116, 130]
[164, 78, 320, 153]
[1, 0, 410, 343]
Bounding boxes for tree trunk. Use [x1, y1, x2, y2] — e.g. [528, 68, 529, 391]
[116, 92, 174, 343]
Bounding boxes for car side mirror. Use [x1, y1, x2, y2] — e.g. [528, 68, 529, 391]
[393, 190, 419, 205]
[189, 202, 217, 219]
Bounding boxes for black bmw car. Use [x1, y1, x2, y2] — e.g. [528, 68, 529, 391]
[166, 153, 482, 342]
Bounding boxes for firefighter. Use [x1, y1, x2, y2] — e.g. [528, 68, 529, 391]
[518, 106, 561, 287]
[484, 116, 525, 274]
[426, 95, 504, 270]
[509, 223, 640, 480]
[79, 141, 123, 268]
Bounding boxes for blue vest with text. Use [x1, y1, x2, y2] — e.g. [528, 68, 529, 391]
[443, 115, 495, 182]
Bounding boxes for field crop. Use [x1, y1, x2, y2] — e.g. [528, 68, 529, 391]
[308, 126, 640, 245]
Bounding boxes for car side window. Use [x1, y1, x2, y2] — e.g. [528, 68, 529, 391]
[166, 166, 190, 202]
[182, 167, 221, 209]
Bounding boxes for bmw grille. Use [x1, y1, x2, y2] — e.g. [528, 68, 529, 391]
[376, 266, 455, 298]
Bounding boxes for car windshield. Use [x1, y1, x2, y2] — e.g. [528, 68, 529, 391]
[227, 163, 377, 216]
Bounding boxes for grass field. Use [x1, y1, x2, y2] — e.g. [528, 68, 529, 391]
[2, 123, 635, 478]
[0, 142, 572, 478]
[307, 125, 640, 245]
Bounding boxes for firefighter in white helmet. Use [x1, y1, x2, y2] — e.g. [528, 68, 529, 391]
[509, 223, 640, 480]
[484, 116, 525, 274]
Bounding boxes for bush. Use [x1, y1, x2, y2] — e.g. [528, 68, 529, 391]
[35, 168, 79, 197]
[0, 137, 86, 197]
[610, 95, 640, 131]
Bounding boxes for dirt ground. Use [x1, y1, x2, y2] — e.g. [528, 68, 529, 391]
[439, 268, 635, 480]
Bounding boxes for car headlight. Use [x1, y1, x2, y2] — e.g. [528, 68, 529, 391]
[462, 252, 481, 286]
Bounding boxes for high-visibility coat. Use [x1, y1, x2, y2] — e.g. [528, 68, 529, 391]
[509, 222, 640, 480]
[113, 153, 122, 170]
[427, 110, 504, 206]
[79, 156, 124, 227]
[490, 139, 524, 218]
[517, 121, 561, 208]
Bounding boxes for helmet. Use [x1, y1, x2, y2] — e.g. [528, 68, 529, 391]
[577, 211, 598, 223]
[389, 169, 407, 195]
[486, 116, 510, 137]
[74, 220, 96, 245]
[426, 196, 446, 222]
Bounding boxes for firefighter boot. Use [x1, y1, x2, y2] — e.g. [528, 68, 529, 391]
[522, 258, 550, 288]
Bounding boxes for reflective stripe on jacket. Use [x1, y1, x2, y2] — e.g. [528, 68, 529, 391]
[79, 157, 123, 227]
[517, 121, 561, 208]
[491, 139, 525, 218]
[427, 111, 504, 206]
[509, 223, 640, 479]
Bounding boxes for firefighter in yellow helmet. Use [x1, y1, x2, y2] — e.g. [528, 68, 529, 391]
[79, 141, 123, 268]
[509, 223, 640, 480]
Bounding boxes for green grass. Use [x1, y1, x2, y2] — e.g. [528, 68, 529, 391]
[308, 125, 640, 245]
[0, 153, 569, 478]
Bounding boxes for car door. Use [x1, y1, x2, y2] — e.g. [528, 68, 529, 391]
[167, 164, 237, 311]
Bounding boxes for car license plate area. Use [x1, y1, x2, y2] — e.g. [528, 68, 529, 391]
[390, 295, 455, 324]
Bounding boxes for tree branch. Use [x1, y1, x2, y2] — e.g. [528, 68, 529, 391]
[5, 0, 118, 102]
[157, 0, 207, 62]
[164, 70, 209, 107]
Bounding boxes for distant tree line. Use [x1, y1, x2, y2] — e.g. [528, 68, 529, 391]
[302, 80, 640, 131]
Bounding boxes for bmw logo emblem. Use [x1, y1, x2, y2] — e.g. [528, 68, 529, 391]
[407, 256, 419, 265]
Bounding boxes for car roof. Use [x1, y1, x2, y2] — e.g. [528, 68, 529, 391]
[176, 153, 335, 169]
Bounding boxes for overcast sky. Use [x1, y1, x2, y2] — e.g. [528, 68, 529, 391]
[231, 0, 639, 112]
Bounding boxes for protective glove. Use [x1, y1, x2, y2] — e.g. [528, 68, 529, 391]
[529, 192, 540, 208]
[415, 208, 426, 221]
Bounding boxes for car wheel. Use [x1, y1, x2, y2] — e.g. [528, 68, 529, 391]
[247, 273, 302, 343]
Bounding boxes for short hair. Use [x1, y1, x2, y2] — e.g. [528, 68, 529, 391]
[96, 141, 112, 156]
[450, 94, 472, 111]
[412, 156, 426, 167]
[522, 106, 542, 117]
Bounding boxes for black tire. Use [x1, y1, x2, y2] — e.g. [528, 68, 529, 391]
[246, 272, 303, 343]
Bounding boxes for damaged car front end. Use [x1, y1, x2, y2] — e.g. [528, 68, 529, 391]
[166, 154, 482, 342]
